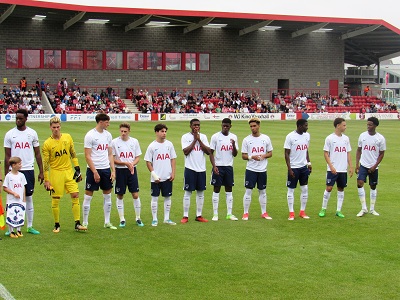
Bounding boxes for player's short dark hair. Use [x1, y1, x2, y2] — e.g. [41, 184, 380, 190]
[368, 117, 379, 126]
[190, 118, 200, 125]
[16, 109, 28, 118]
[334, 118, 345, 127]
[95, 113, 110, 123]
[154, 123, 168, 132]
[119, 123, 130, 130]
[222, 118, 231, 124]
[296, 119, 308, 127]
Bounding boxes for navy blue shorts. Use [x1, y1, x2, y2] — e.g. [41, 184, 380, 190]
[326, 171, 347, 188]
[115, 168, 139, 195]
[357, 165, 379, 186]
[286, 166, 310, 188]
[20, 169, 35, 196]
[211, 166, 234, 187]
[85, 168, 113, 191]
[244, 169, 267, 190]
[183, 168, 206, 191]
[151, 181, 173, 197]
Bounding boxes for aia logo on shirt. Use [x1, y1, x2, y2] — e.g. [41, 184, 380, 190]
[363, 145, 376, 151]
[119, 152, 133, 158]
[96, 144, 108, 151]
[295, 144, 308, 151]
[13, 183, 23, 188]
[14, 142, 30, 149]
[193, 145, 202, 151]
[156, 153, 170, 160]
[334, 147, 347, 152]
[251, 146, 264, 153]
[220, 144, 233, 151]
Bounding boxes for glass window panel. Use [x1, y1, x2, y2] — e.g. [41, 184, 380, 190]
[106, 51, 123, 69]
[147, 52, 162, 70]
[127, 51, 144, 70]
[165, 52, 181, 71]
[22, 49, 40, 68]
[66, 50, 83, 69]
[44, 50, 61, 69]
[6, 49, 18, 69]
[87, 50, 103, 70]
[199, 53, 210, 71]
[185, 53, 196, 70]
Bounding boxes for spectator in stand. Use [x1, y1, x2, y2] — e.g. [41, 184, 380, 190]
[364, 85, 370, 96]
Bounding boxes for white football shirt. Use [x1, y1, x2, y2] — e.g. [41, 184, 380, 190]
[283, 131, 310, 168]
[181, 132, 210, 172]
[241, 134, 273, 172]
[210, 131, 239, 167]
[84, 128, 112, 169]
[111, 137, 142, 169]
[323, 133, 351, 172]
[4, 127, 40, 170]
[3, 171, 27, 204]
[144, 140, 177, 182]
[358, 131, 386, 168]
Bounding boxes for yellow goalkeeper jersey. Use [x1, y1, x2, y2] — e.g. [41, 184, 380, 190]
[42, 133, 79, 181]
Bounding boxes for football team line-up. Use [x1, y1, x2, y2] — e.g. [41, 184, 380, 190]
[0, 109, 386, 239]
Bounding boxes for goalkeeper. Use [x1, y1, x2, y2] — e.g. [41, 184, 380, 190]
[42, 116, 87, 233]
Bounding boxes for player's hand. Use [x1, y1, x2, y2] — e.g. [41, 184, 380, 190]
[230, 139, 235, 146]
[73, 166, 82, 182]
[213, 166, 220, 176]
[330, 167, 337, 175]
[288, 169, 295, 178]
[355, 166, 359, 174]
[45, 182, 55, 195]
[348, 167, 354, 178]
[368, 166, 377, 173]
[169, 173, 175, 182]
[13, 192, 20, 199]
[93, 171, 101, 183]
[308, 165, 312, 174]
[110, 171, 116, 182]
[38, 172, 44, 185]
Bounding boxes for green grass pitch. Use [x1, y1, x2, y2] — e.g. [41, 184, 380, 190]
[0, 119, 399, 299]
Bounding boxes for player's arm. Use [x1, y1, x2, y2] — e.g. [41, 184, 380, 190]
[182, 135, 198, 156]
[3, 186, 19, 198]
[209, 149, 219, 175]
[34, 146, 44, 184]
[347, 151, 354, 177]
[355, 146, 362, 173]
[146, 160, 160, 183]
[323, 150, 336, 174]
[284, 148, 295, 178]
[231, 138, 238, 157]
[370, 150, 385, 173]
[170, 158, 176, 181]
[197, 137, 211, 155]
[42, 142, 52, 190]
[108, 146, 115, 181]
[4, 147, 11, 175]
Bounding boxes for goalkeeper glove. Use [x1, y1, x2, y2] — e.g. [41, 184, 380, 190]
[73, 166, 82, 182]
[46, 186, 55, 195]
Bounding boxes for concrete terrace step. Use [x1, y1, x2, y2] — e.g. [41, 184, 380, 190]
[121, 98, 140, 113]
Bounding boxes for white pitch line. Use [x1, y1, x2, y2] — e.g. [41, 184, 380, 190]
[0, 284, 16, 300]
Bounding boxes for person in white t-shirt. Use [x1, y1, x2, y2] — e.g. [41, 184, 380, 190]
[144, 124, 177, 226]
[111, 123, 143, 228]
[83, 113, 116, 229]
[4, 109, 44, 236]
[319, 118, 353, 218]
[3, 156, 27, 238]
[209, 118, 238, 221]
[355, 117, 386, 217]
[241, 117, 273, 221]
[181, 119, 211, 223]
[284, 119, 312, 220]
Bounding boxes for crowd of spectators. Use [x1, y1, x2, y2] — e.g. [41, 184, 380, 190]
[132, 89, 397, 114]
[133, 89, 276, 114]
[46, 78, 127, 114]
[0, 85, 44, 114]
